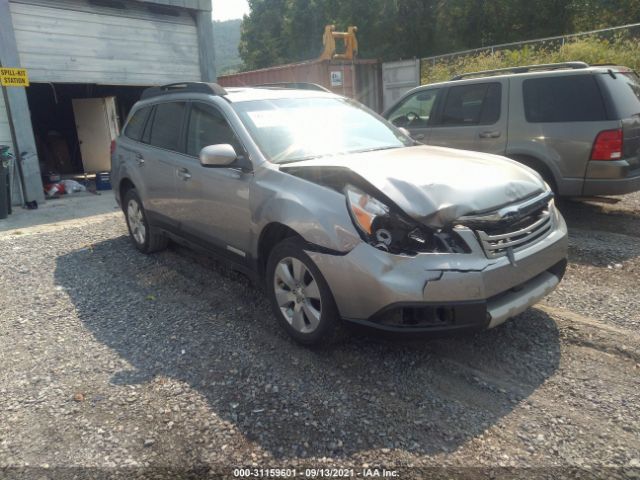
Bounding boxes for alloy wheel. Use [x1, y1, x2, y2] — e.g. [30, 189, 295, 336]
[273, 257, 322, 334]
[127, 199, 146, 245]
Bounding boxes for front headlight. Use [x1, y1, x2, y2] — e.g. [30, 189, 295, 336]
[345, 185, 389, 235]
[345, 184, 470, 254]
[344, 184, 438, 254]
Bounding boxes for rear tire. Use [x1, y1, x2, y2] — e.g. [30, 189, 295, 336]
[123, 188, 168, 254]
[265, 238, 343, 345]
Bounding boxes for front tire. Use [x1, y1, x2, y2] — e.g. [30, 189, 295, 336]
[266, 238, 342, 345]
[123, 188, 168, 254]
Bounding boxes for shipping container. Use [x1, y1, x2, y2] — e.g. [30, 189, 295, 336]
[218, 59, 383, 112]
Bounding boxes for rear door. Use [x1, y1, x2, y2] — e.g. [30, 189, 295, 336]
[429, 80, 507, 154]
[176, 101, 253, 260]
[384, 88, 442, 143]
[140, 101, 188, 229]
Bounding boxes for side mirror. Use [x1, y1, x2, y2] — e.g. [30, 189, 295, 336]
[199, 144, 238, 167]
[398, 127, 411, 137]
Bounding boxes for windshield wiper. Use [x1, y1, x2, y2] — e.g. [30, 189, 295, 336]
[349, 145, 403, 155]
[277, 154, 326, 164]
[278, 146, 403, 164]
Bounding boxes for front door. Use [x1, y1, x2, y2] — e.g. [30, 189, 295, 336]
[428, 80, 508, 154]
[177, 102, 253, 260]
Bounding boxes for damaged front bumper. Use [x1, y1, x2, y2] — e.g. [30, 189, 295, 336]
[306, 210, 568, 333]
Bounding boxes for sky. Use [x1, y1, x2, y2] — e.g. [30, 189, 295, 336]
[211, 0, 250, 21]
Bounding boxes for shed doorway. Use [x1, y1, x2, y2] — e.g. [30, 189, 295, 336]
[26, 83, 146, 176]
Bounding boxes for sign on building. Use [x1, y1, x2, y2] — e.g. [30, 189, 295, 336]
[0, 68, 29, 87]
[330, 70, 343, 87]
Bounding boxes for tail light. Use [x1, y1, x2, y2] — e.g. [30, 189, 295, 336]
[591, 129, 623, 161]
[110, 140, 116, 155]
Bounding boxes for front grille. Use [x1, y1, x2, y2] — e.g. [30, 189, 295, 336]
[475, 208, 553, 258]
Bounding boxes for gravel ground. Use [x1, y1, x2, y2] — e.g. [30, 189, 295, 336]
[0, 192, 639, 480]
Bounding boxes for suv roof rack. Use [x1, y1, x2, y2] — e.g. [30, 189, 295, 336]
[451, 61, 590, 80]
[141, 82, 227, 100]
[255, 82, 331, 92]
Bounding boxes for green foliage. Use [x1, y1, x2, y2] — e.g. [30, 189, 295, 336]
[214, 19, 243, 75]
[421, 35, 640, 84]
[238, 0, 640, 71]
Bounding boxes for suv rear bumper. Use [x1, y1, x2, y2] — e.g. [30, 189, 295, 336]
[306, 212, 568, 332]
[583, 159, 640, 195]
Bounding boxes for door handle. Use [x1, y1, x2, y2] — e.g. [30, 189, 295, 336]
[177, 167, 191, 180]
[479, 131, 501, 139]
[135, 153, 145, 165]
[413, 133, 425, 140]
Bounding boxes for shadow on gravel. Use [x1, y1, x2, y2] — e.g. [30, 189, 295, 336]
[55, 236, 561, 459]
[559, 198, 640, 239]
[556, 199, 640, 266]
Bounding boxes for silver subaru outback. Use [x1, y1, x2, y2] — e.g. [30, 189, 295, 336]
[111, 82, 568, 345]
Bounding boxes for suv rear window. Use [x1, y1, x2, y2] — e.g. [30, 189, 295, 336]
[124, 106, 151, 141]
[600, 71, 640, 119]
[523, 75, 606, 122]
[437, 83, 501, 126]
[148, 102, 187, 151]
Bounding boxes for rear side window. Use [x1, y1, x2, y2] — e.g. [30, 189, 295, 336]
[523, 75, 606, 122]
[148, 102, 187, 151]
[438, 83, 501, 126]
[124, 106, 151, 141]
[186, 103, 243, 156]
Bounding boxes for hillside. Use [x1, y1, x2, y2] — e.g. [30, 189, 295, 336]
[213, 19, 242, 75]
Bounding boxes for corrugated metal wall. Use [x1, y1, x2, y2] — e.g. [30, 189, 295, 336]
[381, 59, 420, 111]
[9, 0, 201, 85]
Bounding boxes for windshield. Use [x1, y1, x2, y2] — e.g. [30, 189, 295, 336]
[233, 97, 413, 163]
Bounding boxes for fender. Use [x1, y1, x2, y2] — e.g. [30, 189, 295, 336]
[250, 166, 361, 257]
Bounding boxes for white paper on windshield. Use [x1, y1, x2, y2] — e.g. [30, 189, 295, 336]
[246, 110, 287, 128]
[246, 106, 347, 129]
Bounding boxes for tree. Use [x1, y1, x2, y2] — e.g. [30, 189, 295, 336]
[238, 0, 640, 70]
[239, 0, 289, 70]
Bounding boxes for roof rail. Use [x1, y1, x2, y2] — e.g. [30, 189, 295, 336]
[141, 82, 227, 100]
[255, 82, 331, 92]
[451, 62, 590, 80]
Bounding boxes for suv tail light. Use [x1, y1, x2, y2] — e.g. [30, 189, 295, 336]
[591, 129, 623, 161]
[110, 140, 116, 155]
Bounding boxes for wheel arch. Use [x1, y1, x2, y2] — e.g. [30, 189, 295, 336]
[256, 222, 304, 279]
[506, 153, 558, 193]
[119, 178, 136, 209]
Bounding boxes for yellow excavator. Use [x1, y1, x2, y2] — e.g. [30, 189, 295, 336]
[319, 25, 358, 61]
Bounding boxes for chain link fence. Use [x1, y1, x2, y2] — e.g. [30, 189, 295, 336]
[420, 22, 640, 84]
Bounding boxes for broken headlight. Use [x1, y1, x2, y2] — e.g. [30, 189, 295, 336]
[345, 184, 460, 255]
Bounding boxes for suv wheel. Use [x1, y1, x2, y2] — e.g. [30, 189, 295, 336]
[266, 238, 342, 345]
[123, 188, 168, 253]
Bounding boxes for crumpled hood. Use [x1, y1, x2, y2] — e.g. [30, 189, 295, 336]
[282, 145, 546, 228]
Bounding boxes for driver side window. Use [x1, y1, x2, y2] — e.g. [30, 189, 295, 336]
[186, 103, 243, 157]
[388, 89, 440, 128]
